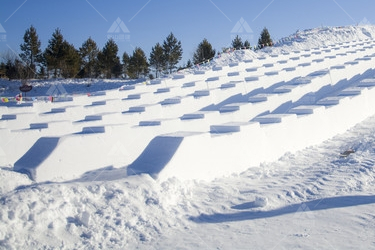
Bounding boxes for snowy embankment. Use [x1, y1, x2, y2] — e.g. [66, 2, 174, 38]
[2, 26, 375, 182]
[0, 25, 375, 249]
[0, 109, 375, 249]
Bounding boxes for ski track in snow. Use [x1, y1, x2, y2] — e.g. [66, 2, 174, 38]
[1, 25, 375, 249]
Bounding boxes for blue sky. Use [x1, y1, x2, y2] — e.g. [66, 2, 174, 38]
[0, 0, 374, 66]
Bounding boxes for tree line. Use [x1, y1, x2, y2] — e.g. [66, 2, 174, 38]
[0, 25, 273, 80]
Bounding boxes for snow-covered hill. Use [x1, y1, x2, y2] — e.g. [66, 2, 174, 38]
[197, 25, 375, 69]
[1, 25, 375, 249]
[273, 25, 375, 52]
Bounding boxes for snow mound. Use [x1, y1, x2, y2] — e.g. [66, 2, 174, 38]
[193, 25, 375, 71]
[271, 25, 375, 52]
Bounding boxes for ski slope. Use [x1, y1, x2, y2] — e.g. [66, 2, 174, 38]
[0, 25, 375, 249]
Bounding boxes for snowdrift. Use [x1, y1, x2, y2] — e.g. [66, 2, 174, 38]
[2, 25, 375, 182]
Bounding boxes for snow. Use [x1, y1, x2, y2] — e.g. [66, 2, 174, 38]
[1, 25, 375, 249]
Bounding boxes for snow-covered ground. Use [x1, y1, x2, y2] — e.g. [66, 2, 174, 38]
[1, 25, 375, 249]
[0, 113, 374, 249]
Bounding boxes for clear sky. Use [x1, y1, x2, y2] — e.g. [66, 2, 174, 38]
[0, 0, 374, 66]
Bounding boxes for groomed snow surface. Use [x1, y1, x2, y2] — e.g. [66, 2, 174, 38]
[0, 25, 375, 249]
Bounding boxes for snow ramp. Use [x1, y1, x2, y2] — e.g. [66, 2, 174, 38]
[126, 134, 185, 178]
[127, 132, 231, 181]
[127, 129, 268, 182]
[128, 77, 375, 182]
[14, 137, 60, 180]
[13, 129, 134, 182]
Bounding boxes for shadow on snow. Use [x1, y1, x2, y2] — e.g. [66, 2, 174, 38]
[190, 195, 375, 223]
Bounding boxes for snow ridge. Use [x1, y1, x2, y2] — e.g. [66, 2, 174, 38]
[203, 25, 375, 69]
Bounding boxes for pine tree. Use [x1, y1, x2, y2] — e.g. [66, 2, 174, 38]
[98, 38, 121, 78]
[122, 52, 130, 79]
[44, 28, 65, 78]
[231, 35, 243, 50]
[5, 59, 17, 80]
[186, 59, 193, 68]
[258, 27, 273, 49]
[162, 33, 182, 74]
[5, 58, 25, 80]
[60, 41, 80, 78]
[38, 66, 46, 79]
[43, 29, 81, 78]
[0, 62, 6, 78]
[1, 51, 17, 79]
[79, 37, 99, 78]
[149, 42, 165, 78]
[128, 47, 149, 79]
[193, 38, 215, 65]
[39, 50, 48, 78]
[112, 60, 122, 78]
[19, 25, 42, 79]
[244, 40, 251, 49]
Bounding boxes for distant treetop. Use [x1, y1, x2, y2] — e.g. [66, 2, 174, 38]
[258, 27, 273, 49]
